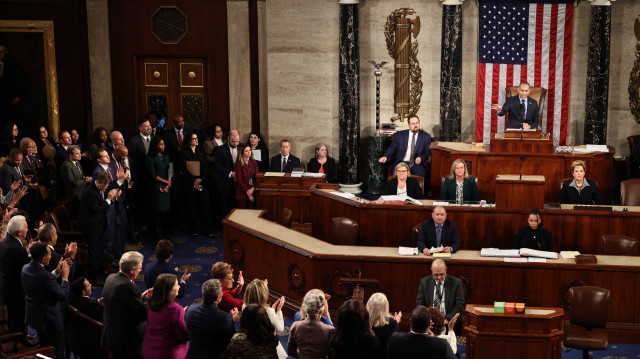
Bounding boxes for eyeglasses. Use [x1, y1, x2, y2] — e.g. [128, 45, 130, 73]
[396, 170, 408, 174]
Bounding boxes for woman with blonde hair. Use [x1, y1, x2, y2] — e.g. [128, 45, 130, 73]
[441, 158, 479, 203]
[557, 160, 603, 204]
[288, 288, 334, 358]
[365, 292, 401, 356]
[243, 279, 287, 359]
[381, 162, 423, 199]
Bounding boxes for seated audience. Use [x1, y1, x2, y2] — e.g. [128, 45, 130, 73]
[426, 307, 458, 355]
[416, 260, 465, 330]
[234, 143, 258, 209]
[102, 251, 152, 358]
[37, 223, 77, 281]
[185, 279, 238, 359]
[288, 288, 334, 359]
[441, 159, 479, 202]
[382, 162, 423, 199]
[513, 208, 553, 251]
[180, 131, 213, 237]
[144, 240, 191, 299]
[211, 261, 244, 312]
[417, 206, 461, 255]
[557, 160, 604, 205]
[227, 304, 279, 359]
[366, 292, 401, 355]
[244, 279, 287, 358]
[143, 273, 189, 359]
[70, 276, 104, 322]
[22, 242, 70, 359]
[247, 131, 269, 173]
[269, 139, 301, 173]
[148, 136, 172, 241]
[387, 306, 455, 359]
[328, 299, 384, 359]
[307, 143, 337, 184]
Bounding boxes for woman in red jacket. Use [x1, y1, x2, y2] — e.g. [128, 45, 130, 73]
[234, 143, 258, 209]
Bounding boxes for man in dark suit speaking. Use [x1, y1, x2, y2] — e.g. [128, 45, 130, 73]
[416, 259, 465, 326]
[492, 81, 539, 129]
[379, 114, 432, 178]
[269, 139, 301, 173]
[417, 206, 461, 255]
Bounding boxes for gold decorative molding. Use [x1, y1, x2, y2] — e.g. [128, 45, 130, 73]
[0, 20, 59, 139]
[629, 16, 640, 124]
[385, 9, 423, 122]
[180, 62, 203, 88]
[144, 62, 168, 87]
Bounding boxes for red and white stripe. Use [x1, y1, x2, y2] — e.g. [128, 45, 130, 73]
[476, 3, 573, 145]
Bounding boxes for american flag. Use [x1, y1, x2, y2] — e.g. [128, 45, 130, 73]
[476, 0, 574, 145]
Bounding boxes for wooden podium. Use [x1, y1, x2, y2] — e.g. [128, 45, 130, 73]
[464, 304, 564, 359]
[495, 175, 545, 209]
[490, 132, 554, 153]
[254, 173, 326, 225]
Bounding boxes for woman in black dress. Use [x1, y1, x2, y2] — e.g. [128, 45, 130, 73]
[307, 143, 337, 183]
[179, 132, 213, 237]
[247, 131, 269, 173]
[382, 162, 423, 199]
[513, 208, 553, 251]
[148, 136, 172, 242]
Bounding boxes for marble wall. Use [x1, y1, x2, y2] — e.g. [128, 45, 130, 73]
[227, 0, 253, 137]
[86, 0, 114, 131]
[263, 0, 640, 167]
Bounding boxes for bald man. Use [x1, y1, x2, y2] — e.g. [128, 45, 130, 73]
[215, 130, 240, 220]
[416, 259, 465, 325]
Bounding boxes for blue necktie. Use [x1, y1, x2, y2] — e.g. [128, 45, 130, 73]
[521, 99, 526, 120]
[436, 225, 442, 247]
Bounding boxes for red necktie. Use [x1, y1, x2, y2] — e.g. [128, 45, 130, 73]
[178, 131, 183, 148]
[282, 157, 287, 172]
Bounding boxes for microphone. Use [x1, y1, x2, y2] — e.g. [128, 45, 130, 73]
[520, 155, 525, 180]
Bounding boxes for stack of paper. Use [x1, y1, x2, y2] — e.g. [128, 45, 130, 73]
[480, 248, 521, 257]
[560, 251, 581, 259]
[398, 247, 418, 256]
[330, 191, 356, 199]
[519, 248, 558, 259]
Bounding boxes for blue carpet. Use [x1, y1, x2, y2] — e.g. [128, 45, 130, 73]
[86, 231, 640, 359]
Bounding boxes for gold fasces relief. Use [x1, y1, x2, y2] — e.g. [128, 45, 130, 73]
[385, 9, 423, 122]
[630, 16, 640, 124]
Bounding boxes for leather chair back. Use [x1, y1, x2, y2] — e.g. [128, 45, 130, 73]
[330, 217, 359, 246]
[388, 175, 424, 197]
[601, 234, 639, 256]
[506, 86, 547, 125]
[621, 179, 640, 206]
[278, 208, 292, 228]
[627, 134, 640, 155]
[568, 286, 611, 329]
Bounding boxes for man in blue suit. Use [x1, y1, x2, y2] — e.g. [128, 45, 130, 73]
[185, 279, 237, 359]
[492, 81, 539, 129]
[269, 139, 301, 173]
[22, 242, 71, 359]
[379, 115, 432, 178]
[215, 129, 240, 220]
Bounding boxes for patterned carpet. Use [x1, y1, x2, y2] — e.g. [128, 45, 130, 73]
[86, 231, 640, 359]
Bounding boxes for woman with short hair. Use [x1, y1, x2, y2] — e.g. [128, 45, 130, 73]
[210, 262, 244, 313]
[288, 288, 334, 358]
[382, 162, 423, 199]
[557, 160, 604, 205]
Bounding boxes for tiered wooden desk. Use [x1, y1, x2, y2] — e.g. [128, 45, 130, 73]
[310, 185, 640, 253]
[254, 173, 326, 224]
[464, 304, 564, 359]
[223, 209, 640, 343]
[430, 138, 614, 202]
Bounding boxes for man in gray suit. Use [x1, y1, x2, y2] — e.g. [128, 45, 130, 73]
[60, 145, 91, 197]
[416, 259, 465, 327]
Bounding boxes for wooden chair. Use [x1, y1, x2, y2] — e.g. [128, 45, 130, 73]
[329, 217, 359, 246]
[601, 234, 639, 256]
[278, 208, 292, 228]
[564, 286, 611, 359]
[621, 179, 640, 206]
[506, 86, 547, 125]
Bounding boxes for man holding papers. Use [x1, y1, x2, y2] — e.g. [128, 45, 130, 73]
[417, 206, 461, 255]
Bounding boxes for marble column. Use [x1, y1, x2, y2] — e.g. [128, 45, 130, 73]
[439, 0, 464, 142]
[227, 0, 252, 137]
[338, 0, 360, 186]
[583, 0, 613, 144]
[86, 0, 114, 131]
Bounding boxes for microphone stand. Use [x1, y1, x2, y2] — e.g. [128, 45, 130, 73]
[519, 155, 524, 180]
[520, 123, 524, 141]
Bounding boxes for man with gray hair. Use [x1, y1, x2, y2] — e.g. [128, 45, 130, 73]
[102, 251, 151, 359]
[185, 279, 237, 359]
[0, 215, 30, 332]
